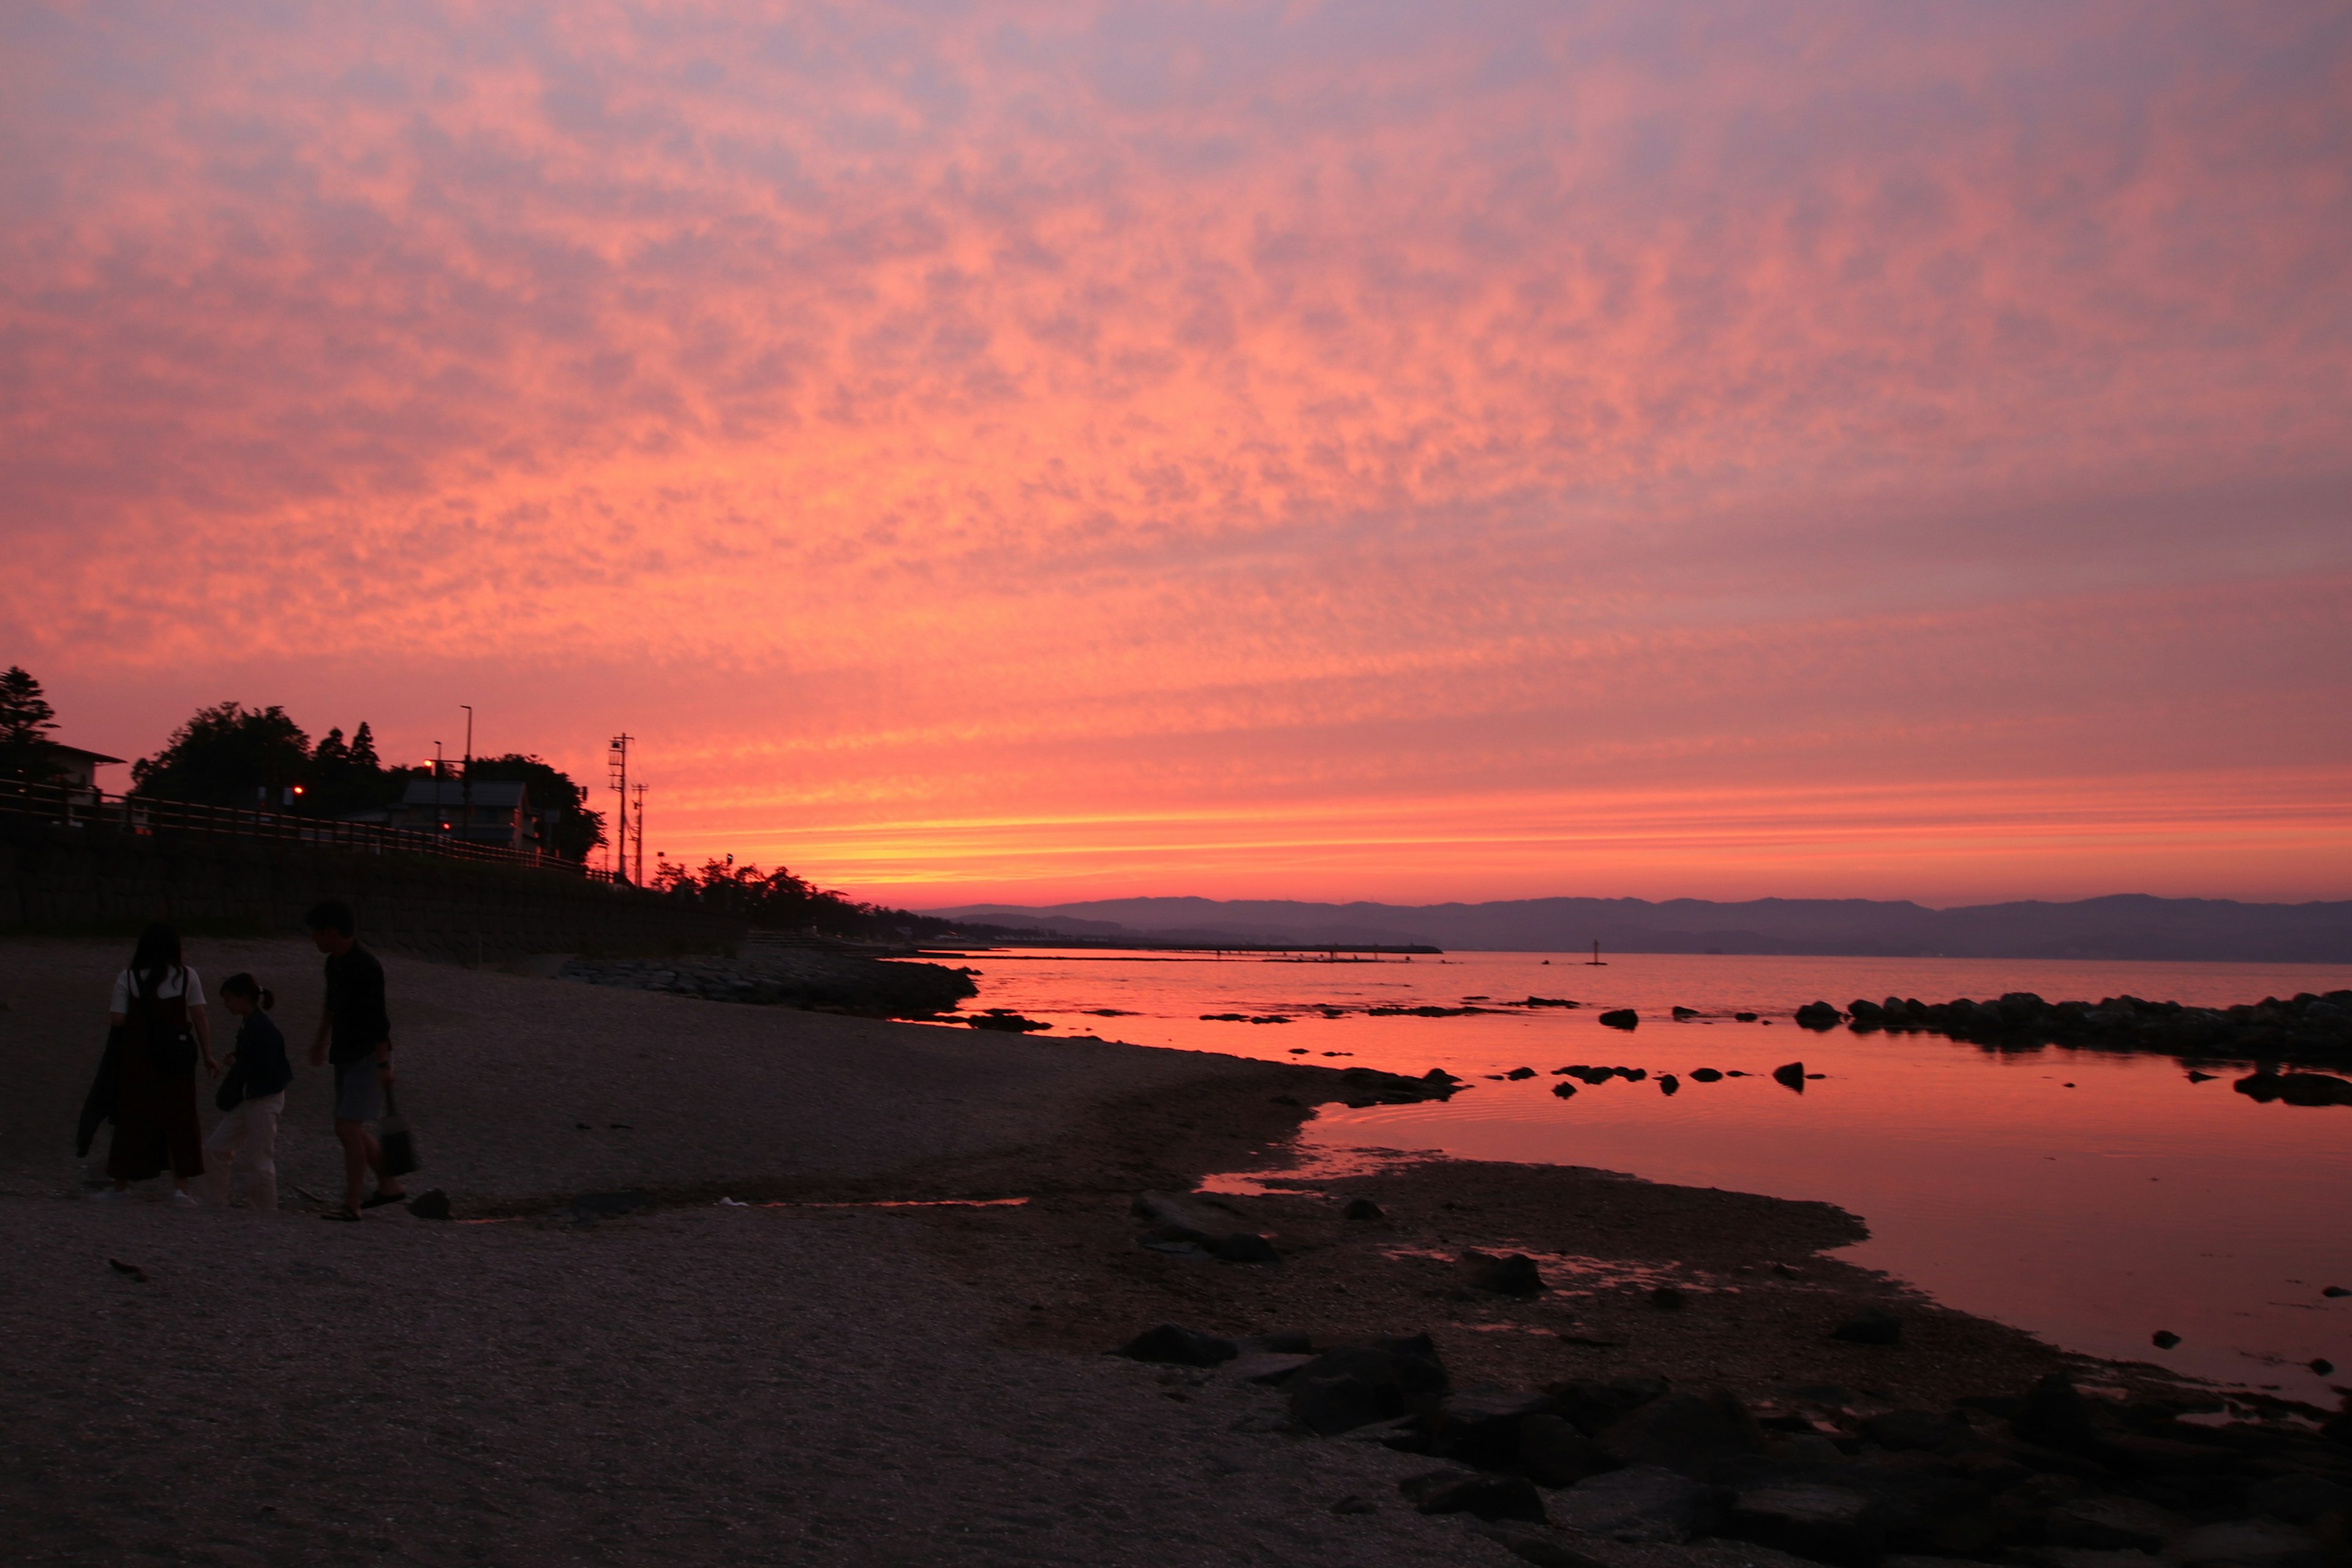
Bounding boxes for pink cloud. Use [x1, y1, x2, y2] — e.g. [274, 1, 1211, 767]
[2, 1, 2347, 900]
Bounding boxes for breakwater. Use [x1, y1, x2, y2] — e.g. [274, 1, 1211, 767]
[1795, 988, 2352, 1068]
[0, 814, 740, 959]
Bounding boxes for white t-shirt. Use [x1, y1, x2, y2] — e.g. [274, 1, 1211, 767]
[110, 966, 205, 1015]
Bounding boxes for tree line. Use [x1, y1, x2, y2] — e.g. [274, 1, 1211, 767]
[5, 668, 959, 937]
[1, 666, 603, 861]
[648, 856, 963, 942]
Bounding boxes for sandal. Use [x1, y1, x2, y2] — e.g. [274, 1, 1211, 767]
[360, 1191, 406, 1210]
[319, 1207, 362, 1222]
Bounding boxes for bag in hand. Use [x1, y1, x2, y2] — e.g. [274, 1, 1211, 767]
[378, 1083, 421, 1179]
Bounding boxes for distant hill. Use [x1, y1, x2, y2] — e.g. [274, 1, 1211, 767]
[923, 894, 2352, 963]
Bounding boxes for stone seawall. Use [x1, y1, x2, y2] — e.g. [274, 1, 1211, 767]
[0, 816, 741, 959]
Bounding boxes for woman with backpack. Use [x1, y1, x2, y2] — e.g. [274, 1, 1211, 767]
[86, 922, 218, 1203]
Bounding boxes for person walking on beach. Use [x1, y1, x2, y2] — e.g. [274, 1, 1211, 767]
[202, 973, 292, 1212]
[304, 900, 404, 1221]
[91, 922, 217, 1204]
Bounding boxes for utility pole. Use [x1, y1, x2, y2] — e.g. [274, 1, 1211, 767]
[460, 704, 473, 845]
[631, 782, 647, 887]
[608, 734, 632, 883]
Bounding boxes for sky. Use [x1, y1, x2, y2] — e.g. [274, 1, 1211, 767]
[4, 1, 2349, 907]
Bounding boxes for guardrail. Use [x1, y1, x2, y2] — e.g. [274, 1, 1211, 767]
[0, 778, 616, 881]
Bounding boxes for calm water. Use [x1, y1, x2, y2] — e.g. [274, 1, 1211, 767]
[935, 948, 2352, 1404]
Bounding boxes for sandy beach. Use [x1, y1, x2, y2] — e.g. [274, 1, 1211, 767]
[0, 938, 2305, 1567]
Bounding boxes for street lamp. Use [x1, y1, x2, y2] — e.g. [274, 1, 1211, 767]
[460, 704, 473, 845]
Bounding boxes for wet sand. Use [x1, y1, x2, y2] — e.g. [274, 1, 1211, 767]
[0, 937, 2192, 1566]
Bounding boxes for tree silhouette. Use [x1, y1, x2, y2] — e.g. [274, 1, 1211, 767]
[0, 666, 61, 783]
[132, 703, 313, 807]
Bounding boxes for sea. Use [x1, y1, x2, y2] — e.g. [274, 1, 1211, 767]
[931, 946, 2352, 1406]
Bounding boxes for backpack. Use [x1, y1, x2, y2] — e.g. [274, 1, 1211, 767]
[133, 969, 200, 1077]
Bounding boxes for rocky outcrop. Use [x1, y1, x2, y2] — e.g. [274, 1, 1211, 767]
[560, 946, 976, 1017]
[1117, 1332, 2352, 1568]
[1805, 989, 2352, 1073]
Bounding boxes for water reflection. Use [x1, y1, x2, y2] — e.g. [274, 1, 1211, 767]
[943, 948, 2352, 1403]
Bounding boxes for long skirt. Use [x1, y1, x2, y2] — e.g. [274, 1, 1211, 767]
[107, 1041, 203, 1183]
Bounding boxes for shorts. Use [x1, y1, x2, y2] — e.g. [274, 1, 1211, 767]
[333, 1061, 385, 1123]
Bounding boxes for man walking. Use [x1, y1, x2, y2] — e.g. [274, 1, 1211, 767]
[304, 900, 405, 1221]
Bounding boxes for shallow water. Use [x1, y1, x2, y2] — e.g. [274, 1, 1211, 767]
[938, 948, 2352, 1404]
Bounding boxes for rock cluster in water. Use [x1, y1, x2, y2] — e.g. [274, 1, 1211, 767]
[1796, 990, 2352, 1069]
[1118, 1319, 2352, 1563]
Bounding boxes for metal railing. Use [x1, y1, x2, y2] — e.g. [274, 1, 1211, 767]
[0, 777, 616, 881]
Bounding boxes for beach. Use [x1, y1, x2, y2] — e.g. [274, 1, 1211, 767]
[0, 938, 2305, 1567]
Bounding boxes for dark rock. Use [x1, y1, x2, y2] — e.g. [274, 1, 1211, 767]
[1673, 1006, 1700, 1019]
[1861, 1409, 1977, 1454]
[1596, 1390, 1766, 1477]
[1552, 1465, 1717, 1542]
[2152, 1330, 2182, 1349]
[1547, 1376, 1672, 1436]
[1133, 1189, 1246, 1245]
[1237, 1330, 1314, 1354]
[1226, 1351, 1316, 1385]
[2234, 1072, 2352, 1106]
[1691, 1068, 1724, 1082]
[1729, 1482, 1887, 1567]
[2244, 1472, 2352, 1525]
[1830, 1308, 1902, 1346]
[1330, 1494, 1378, 1515]
[1552, 1081, 1579, 1099]
[1735, 1012, 1759, 1022]
[1796, 1002, 1843, 1029]
[1659, 1074, 1681, 1095]
[1343, 1197, 1385, 1223]
[1216, 1232, 1280, 1264]
[1507, 1066, 1538, 1080]
[2012, 1374, 2113, 1453]
[1399, 1469, 1547, 1523]
[1599, 1009, 1640, 1030]
[1517, 1413, 1604, 1486]
[2309, 1357, 2334, 1376]
[1421, 1390, 1564, 1468]
[2173, 1518, 2322, 1567]
[2041, 1494, 2181, 1551]
[966, 1012, 1051, 1032]
[1116, 1323, 1239, 1366]
[2187, 1071, 2217, 1083]
[1773, 1061, 1807, 1091]
[1472, 1522, 1613, 1568]
[1650, 1286, 1688, 1310]
[1286, 1340, 1450, 1435]
[2322, 1285, 2349, 1297]
[1464, 1251, 1546, 1295]
[404, 1189, 452, 1221]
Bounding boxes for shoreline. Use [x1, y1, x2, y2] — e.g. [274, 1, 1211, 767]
[4, 934, 2344, 1565]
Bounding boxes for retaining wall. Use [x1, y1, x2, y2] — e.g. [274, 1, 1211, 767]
[0, 816, 742, 958]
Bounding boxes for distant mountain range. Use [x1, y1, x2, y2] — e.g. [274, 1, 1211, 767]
[921, 894, 2352, 963]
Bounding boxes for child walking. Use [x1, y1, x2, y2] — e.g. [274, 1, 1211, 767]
[203, 973, 293, 1212]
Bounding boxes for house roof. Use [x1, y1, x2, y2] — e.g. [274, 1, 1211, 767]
[398, 778, 530, 809]
[41, 742, 126, 766]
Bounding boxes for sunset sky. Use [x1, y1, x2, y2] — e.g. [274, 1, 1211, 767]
[4, 2, 2348, 905]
